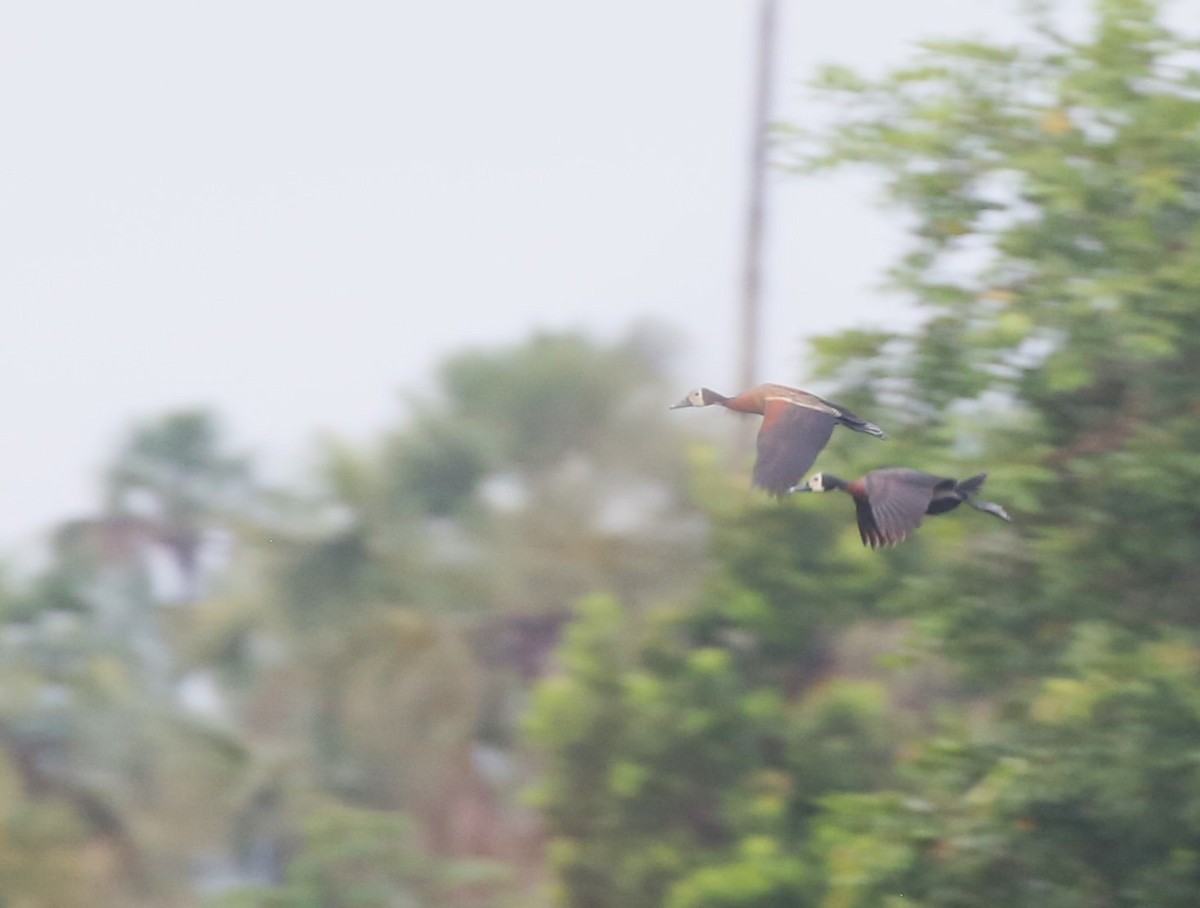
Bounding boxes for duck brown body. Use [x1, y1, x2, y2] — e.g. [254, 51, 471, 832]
[670, 383, 887, 496]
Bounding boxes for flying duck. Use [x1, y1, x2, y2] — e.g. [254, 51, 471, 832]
[791, 468, 1011, 548]
[670, 383, 886, 496]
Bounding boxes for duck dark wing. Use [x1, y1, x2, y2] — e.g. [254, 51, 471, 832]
[860, 470, 943, 547]
[853, 497, 887, 548]
[752, 402, 836, 496]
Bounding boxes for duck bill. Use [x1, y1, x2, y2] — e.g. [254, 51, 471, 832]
[668, 396, 694, 410]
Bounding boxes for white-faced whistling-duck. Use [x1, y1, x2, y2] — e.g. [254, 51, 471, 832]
[669, 383, 887, 497]
[791, 468, 1012, 548]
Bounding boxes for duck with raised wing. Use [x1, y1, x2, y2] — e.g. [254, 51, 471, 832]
[791, 468, 1011, 548]
[669, 383, 887, 496]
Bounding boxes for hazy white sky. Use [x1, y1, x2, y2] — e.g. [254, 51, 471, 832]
[1, 1, 1098, 556]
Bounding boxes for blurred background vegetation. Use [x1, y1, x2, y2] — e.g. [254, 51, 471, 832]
[5, 0, 1200, 904]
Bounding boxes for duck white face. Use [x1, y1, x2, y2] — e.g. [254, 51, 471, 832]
[804, 473, 828, 493]
[669, 388, 712, 409]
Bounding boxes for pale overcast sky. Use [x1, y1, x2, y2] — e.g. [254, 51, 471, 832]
[0, 0, 1115, 556]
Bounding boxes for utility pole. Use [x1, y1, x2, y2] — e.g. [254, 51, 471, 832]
[738, 0, 778, 396]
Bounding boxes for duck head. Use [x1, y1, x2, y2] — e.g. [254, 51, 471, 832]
[789, 472, 847, 494]
[669, 388, 725, 409]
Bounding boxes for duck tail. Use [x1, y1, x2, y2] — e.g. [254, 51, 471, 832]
[839, 414, 888, 440]
[955, 472, 988, 497]
[955, 473, 1011, 522]
[968, 498, 1012, 522]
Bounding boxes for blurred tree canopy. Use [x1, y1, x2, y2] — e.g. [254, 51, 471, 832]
[106, 409, 253, 597]
[0, 326, 703, 906]
[4, 1, 1200, 906]
[529, 1, 1200, 906]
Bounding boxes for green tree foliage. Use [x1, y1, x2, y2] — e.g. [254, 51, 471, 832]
[0, 589, 191, 905]
[816, 627, 1200, 908]
[387, 326, 703, 616]
[806, 0, 1200, 900]
[530, 2, 1200, 906]
[795, 0, 1200, 659]
[527, 595, 768, 908]
[106, 409, 252, 597]
[424, 327, 674, 478]
[526, 591, 903, 908]
[211, 803, 508, 908]
[0, 328, 698, 905]
[14, 4, 1200, 906]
